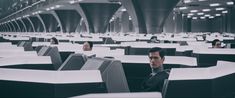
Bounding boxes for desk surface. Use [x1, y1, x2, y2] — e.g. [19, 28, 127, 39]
[169, 61, 235, 80]
[0, 68, 103, 84]
[75, 92, 162, 98]
[193, 48, 235, 54]
[114, 55, 197, 66]
[0, 56, 52, 66]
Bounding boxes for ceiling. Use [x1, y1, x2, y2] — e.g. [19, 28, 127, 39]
[0, 0, 234, 20]
[175, 0, 235, 19]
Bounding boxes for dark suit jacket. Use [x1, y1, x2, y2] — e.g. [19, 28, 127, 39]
[141, 69, 170, 92]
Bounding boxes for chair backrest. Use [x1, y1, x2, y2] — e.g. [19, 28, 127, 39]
[23, 42, 34, 51]
[58, 53, 87, 71]
[104, 37, 115, 44]
[45, 47, 62, 70]
[37, 46, 52, 56]
[81, 57, 130, 93]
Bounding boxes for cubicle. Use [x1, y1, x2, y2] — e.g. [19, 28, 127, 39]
[72, 92, 162, 98]
[114, 55, 197, 92]
[163, 61, 235, 98]
[0, 56, 53, 70]
[193, 49, 235, 67]
[0, 68, 106, 98]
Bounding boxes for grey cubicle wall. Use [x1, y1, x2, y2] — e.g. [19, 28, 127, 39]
[81, 57, 130, 93]
[58, 53, 88, 71]
[46, 47, 63, 70]
[0, 69, 107, 98]
[71, 92, 162, 98]
[163, 64, 235, 98]
[125, 47, 176, 56]
[193, 53, 235, 67]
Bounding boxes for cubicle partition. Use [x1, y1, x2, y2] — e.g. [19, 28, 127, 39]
[0, 69, 106, 98]
[163, 61, 235, 98]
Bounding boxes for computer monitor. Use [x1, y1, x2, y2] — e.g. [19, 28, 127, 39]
[81, 57, 130, 93]
[58, 53, 88, 71]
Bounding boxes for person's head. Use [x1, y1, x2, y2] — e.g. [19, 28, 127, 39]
[83, 41, 93, 51]
[212, 39, 221, 48]
[150, 36, 158, 41]
[51, 37, 58, 44]
[148, 47, 165, 69]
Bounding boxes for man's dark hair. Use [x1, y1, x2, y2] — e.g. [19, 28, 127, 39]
[212, 39, 220, 46]
[87, 41, 93, 49]
[148, 47, 165, 58]
[51, 37, 58, 44]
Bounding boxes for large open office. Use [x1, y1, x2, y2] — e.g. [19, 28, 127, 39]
[0, 0, 235, 98]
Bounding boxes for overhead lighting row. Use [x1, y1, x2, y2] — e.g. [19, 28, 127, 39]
[46, 5, 62, 11]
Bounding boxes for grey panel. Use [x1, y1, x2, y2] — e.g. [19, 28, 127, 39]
[81, 57, 130, 93]
[58, 53, 87, 71]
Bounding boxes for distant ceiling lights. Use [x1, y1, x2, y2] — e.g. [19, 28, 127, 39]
[227, 2, 234, 5]
[121, 8, 127, 12]
[184, 0, 192, 3]
[215, 14, 221, 16]
[197, 12, 204, 15]
[192, 17, 198, 19]
[209, 16, 214, 19]
[222, 10, 228, 14]
[205, 14, 210, 17]
[70, 0, 82, 4]
[215, 7, 225, 11]
[209, 3, 220, 7]
[190, 10, 198, 13]
[32, 11, 42, 15]
[198, 0, 207, 1]
[129, 16, 132, 20]
[179, 7, 187, 10]
[188, 13, 194, 16]
[187, 16, 191, 18]
[202, 9, 211, 12]
[200, 16, 206, 19]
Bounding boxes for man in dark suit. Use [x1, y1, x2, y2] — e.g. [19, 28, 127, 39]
[142, 47, 170, 92]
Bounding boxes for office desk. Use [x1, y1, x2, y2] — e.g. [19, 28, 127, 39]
[164, 62, 235, 98]
[0, 56, 53, 70]
[0, 69, 106, 98]
[73, 92, 162, 98]
[193, 49, 235, 67]
[0, 51, 38, 58]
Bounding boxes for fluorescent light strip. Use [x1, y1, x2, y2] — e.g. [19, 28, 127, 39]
[222, 10, 228, 13]
[192, 17, 198, 19]
[209, 16, 214, 19]
[215, 8, 225, 11]
[227, 2, 234, 5]
[200, 17, 206, 19]
[210, 3, 220, 7]
[190, 10, 198, 13]
[202, 9, 211, 12]
[180, 7, 187, 10]
[197, 12, 204, 15]
[188, 13, 194, 16]
[205, 14, 210, 17]
[184, 0, 192, 3]
[215, 14, 221, 16]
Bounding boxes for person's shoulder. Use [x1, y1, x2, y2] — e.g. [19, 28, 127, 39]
[157, 69, 170, 77]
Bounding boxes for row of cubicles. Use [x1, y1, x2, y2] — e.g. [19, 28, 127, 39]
[1, 33, 235, 98]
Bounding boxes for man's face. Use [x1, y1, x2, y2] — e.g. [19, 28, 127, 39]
[83, 42, 91, 51]
[149, 52, 164, 68]
[214, 41, 221, 48]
